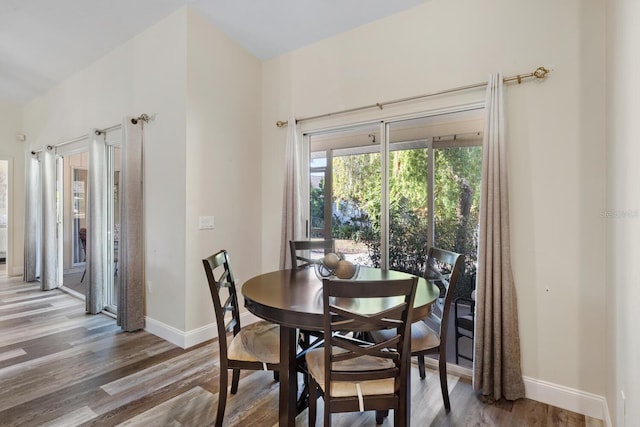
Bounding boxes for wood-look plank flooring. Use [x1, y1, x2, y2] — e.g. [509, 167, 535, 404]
[0, 275, 604, 427]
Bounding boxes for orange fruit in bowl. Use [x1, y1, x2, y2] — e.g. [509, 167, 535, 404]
[335, 260, 356, 279]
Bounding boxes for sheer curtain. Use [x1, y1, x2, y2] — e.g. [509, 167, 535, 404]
[117, 117, 145, 331]
[40, 147, 57, 290]
[279, 115, 305, 269]
[473, 72, 526, 401]
[24, 153, 40, 282]
[86, 130, 108, 313]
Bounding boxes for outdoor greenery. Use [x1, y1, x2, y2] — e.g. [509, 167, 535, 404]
[311, 143, 482, 297]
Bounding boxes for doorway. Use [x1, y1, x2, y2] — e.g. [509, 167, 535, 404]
[55, 143, 121, 314]
[60, 152, 88, 295]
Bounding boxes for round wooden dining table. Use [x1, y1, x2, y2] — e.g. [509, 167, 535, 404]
[242, 267, 440, 427]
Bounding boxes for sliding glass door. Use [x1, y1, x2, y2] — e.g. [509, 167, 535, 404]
[307, 111, 483, 285]
[35, 132, 122, 314]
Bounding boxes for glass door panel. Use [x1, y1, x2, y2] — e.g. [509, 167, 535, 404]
[105, 145, 121, 312]
[60, 150, 89, 294]
[309, 154, 328, 239]
[433, 141, 482, 291]
[309, 123, 381, 266]
[387, 118, 432, 275]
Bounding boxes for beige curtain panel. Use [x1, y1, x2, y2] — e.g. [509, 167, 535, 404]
[279, 115, 305, 269]
[117, 117, 145, 331]
[40, 147, 58, 291]
[473, 72, 526, 401]
[23, 154, 40, 283]
[86, 130, 108, 313]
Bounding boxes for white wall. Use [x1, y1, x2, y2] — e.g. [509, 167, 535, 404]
[184, 9, 262, 333]
[22, 9, 189, 331]
[606, 1, 640, 425]
[0, 101, 25, 276]
[262, 0, 607, 414]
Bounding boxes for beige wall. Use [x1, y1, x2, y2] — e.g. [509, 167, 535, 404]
[262, 0, 607, 400]
[0, 101, 25, 276]
[606, 0, 640, 425]
[23, 9, 190, 330]
[20, 7, 263, 341]
[12, 0, 617, 416]
[185, 9, 262, 331]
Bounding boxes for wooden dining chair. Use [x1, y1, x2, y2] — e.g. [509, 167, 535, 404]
[371, 247, 463, 413]
[305, 276, 418, 426]
[289, 239, 335, 270]
[202, 250, 280, 427]
[454, 289, 475, 364]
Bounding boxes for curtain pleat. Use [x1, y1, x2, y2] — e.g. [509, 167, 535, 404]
[86, 130, 107, 314]
[117, 117, 145, 331]
[473, 72, 526, 401]
[24, 153, 40, 282]
[40, 148, 57, 290]
[279, 115, 305, 269]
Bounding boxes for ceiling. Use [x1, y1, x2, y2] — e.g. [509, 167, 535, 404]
[0, 0, 425, 105]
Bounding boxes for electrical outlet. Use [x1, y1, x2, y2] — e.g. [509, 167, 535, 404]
[199, 216, 215, 230]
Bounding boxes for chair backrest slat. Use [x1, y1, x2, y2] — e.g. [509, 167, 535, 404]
[424, 247, 464, 341]
[202, 250, 242, 357]
[289, 239, 335, 269]
[321, 277, 418, 389]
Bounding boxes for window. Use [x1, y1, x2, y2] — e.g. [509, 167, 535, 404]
[307, 110, 482, 298]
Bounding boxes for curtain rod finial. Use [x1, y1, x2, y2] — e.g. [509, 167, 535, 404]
[276, 120, 288, 128]
[533, 66, 550, 80]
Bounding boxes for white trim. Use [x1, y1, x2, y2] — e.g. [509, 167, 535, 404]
[420, 360, 609, 423]
[145, 311, 263, 349]
[143, 315, 611, 424]
[602, 398, 613, 427]
[144, 316, 186, 348]
[422, 357, 473, 381]
[523, 376, 607, 422]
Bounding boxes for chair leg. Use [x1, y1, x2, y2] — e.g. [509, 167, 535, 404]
[455, 332, 460, 365]
[418, 354, 426, 379]
[230, 368, 240, 394]
[308, 377, 318, 427]
[273, 370, 279, 382]
[439, 355, 451, 412]
[323, 387, 331, 427]
[375, 409, 389, 424]
[216, 367, 228, 427]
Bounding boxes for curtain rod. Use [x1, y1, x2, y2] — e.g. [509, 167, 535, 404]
[30, 113, 153, 155]
[275, 66, 551, 128]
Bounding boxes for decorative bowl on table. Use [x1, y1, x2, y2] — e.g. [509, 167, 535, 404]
[314, 253, 360, 280]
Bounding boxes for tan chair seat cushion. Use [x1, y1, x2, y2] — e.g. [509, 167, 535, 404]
[371, 321, 440, 353]
[228, 321, 280, 364]
[306, 348, 396, 398]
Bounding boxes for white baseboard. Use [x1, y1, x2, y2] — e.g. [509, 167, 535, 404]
[9, 266, 24, 276]
[144, 316, 611, 425]
[602, 398, 613, 427]
[421, 362, 609, 423]
[145, 311, 262, 349]
[523, 376, 608, 422]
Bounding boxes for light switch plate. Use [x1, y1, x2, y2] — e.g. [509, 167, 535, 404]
[199, 216, 215, 229]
